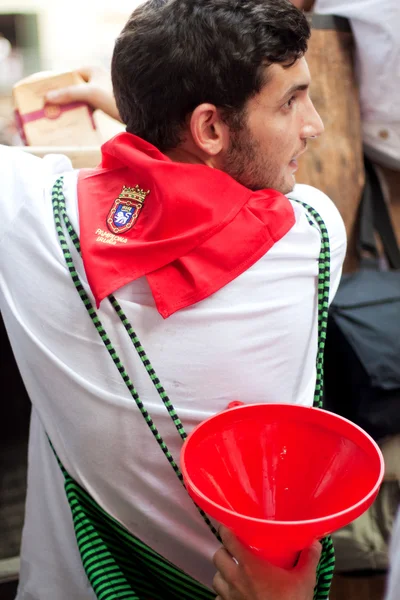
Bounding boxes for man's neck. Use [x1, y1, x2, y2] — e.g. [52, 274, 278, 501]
[165, 145, 218, 169]
[165, 147, 205, 165]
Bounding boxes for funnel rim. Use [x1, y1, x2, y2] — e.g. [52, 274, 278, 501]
[180, 403, 385, 529]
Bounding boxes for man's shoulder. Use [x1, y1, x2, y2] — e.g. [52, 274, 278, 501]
[0, 146, 74, 243]
[288, 183, 337, 212]
[0, 145, 73, 176]
[287, 184, 347, 301]
[287, 183, 345, 238]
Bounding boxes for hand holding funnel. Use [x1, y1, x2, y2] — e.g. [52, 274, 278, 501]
[180, 404, 384, 569]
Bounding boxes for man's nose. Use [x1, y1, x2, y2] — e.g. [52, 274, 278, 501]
[301, 99, 324, 140]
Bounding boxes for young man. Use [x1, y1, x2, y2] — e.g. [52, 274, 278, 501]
[1, 1, 346, 599]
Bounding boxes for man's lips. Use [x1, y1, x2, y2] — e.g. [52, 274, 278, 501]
[292, 147, 307, 161]
[289, 147, 307, 171]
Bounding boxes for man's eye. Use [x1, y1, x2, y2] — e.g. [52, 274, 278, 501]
[283, 96, 296, 110]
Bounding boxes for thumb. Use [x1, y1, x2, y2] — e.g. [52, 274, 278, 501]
[294, 541, 322, 577]
[45, 84, 90, 105]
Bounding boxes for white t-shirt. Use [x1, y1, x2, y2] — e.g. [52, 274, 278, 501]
[314, 0, 400, 169]
[0, 147, 346, 600]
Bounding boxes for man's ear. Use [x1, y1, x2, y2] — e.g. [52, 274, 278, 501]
[189, 103, 229, 158]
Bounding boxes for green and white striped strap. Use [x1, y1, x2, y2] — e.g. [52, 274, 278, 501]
[291, 199, 331, 409]
[51, 176, 218, 538]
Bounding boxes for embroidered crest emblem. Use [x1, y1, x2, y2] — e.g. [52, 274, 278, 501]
[107, 185, 150, 234]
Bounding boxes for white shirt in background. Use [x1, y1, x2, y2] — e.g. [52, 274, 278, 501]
[314, 0, 400, 170]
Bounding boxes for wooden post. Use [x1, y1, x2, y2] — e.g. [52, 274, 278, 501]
[296, 15, 365, 271]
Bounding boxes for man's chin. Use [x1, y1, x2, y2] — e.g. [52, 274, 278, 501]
[233, 172, 296, 194]
[277, 176, 296, 195]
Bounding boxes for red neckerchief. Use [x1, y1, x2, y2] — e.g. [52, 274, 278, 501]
[77, 132, 295, 318]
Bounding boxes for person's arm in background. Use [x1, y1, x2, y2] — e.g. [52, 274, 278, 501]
[290, 0, 316, 9]
[385, 510, 400, 600]
[45, 66, 122, 123]
[212, 527, 322, 600]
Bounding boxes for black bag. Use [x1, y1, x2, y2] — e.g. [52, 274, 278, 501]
[324, 158, 400, 440]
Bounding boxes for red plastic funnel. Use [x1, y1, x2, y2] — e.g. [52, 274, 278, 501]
[181, 404, 384, 568]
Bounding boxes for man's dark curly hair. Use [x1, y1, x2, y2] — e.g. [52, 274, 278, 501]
[112, 0, 310, 151]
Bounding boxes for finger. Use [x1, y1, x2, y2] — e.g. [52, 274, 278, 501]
[213, 547, 238, 581]
[212, 571, 231, 600]
[294, 541, 322, 577]
[74, 65, 110, 83]
[218, 526, 246, 562]
[45, 84, 90, 105]
[73, 66, 94, 83]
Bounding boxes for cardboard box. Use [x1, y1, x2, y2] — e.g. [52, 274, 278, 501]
[13, 71, 101, 147]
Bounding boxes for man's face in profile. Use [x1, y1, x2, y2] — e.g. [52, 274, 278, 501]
[222, 57, 324, 194]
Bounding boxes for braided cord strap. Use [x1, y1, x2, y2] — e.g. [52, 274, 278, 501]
[292, 199, 331, 409]
[292, 199, 335, 599]
[52, 178, 334, 599]
[51, 177, 218, 537]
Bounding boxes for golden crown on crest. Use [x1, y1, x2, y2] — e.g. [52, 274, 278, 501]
[119, 185, 150, 204]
